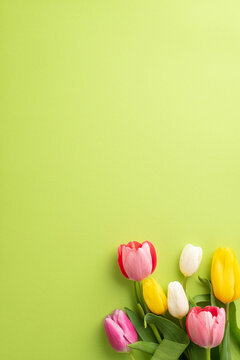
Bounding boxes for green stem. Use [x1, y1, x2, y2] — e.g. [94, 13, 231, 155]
[226, 303, 229, 321]
[136, 281, 148, 313]
[134, 280, 161, 342]
[206, 348, 211, 360]
[179, 319, 190, 359]
[179, 318, 184, 330]
[150, 323, 162, 343]
[129, 352, 136, 360]
[183, 276, 187, 292]
[133, 281, 139, 303]
[136, 303, 145, 319]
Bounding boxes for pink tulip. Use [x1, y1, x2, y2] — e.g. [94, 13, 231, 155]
[118, 241, 157, 281]
[186, 306, 226, 348]
[104, 309, 138, 352]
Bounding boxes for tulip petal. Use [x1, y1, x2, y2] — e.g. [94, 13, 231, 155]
[198, 311, 215, 347]
[186, 307, 210, 348]
[113, 310, 138, 344]
[118, 244, 129, 279]
[142, 278, 167, 315]
[186, 306, 226, 349]
[211, 247, 225, 301]
[122, 242, 153, 281]
[104, 317, 128, 352]
[126, 241, 142, 250]
[211, 247, 240, 303]
[144, 241, 157, 274]
[179, 244, 202, 277]
[233, 253, 240, 301]
[223, 248, 236, 302]
[167, 281, 189, 319]
[211, 308, 225, 347]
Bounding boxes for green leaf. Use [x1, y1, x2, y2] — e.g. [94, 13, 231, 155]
[211, 346, 220, 360]
[193, 294, 210, 304]
[198, 276, 211, 291]
[188, 343, 206, 360]
[151, 339, 187, 360]
[128, 341, 158, 354]
[229, 302, 240, 348]
[144, 313, 190, 359]
[125, 308, 156, 342]
[198, 276, 224, 307]
[136, 303, 145, 319]
[145, 313, 189, 345]
[220, 320, 231, 360]
[186, 292, 197, 307]
[211, 292, 224, 308]
[129, 340, 189, 359]
[188, 342, 220, 360]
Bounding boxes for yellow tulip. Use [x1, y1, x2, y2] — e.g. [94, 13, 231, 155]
[142, 277, 167, 315]
[211, 247, 240, 303]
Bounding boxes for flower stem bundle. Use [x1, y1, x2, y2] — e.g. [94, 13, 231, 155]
[103, 242, 240, 359]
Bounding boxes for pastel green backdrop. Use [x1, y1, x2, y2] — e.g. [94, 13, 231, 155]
[1, 1, 240, 359]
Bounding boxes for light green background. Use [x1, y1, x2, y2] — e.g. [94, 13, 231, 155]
[1, 1, 240, 359]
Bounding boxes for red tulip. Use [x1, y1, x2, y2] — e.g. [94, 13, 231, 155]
[104, 309, 138, 352]
[186, 306, 225, 348]
[118, 241, 157, 281]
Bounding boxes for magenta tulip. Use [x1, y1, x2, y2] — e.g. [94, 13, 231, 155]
[186, 306, 225, 348]
[104, 309, 138, 352]
[118, 241, 157, 281]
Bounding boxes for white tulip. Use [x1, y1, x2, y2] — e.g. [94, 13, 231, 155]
[167, 281, 189, 319]
[179, 244, 202, 277]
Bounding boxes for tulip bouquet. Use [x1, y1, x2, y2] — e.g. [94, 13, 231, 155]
[103, 242, 240, 360]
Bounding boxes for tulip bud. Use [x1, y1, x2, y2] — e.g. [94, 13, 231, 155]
[118, 241, 157, 282]
[186, 306, 225, 348]
[167, 281, 189, 319]
[142, 277, 168, 315]
[179, 244, 202, 277]
[104, 309, 138, 352]
[211, 247, 240, 303]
